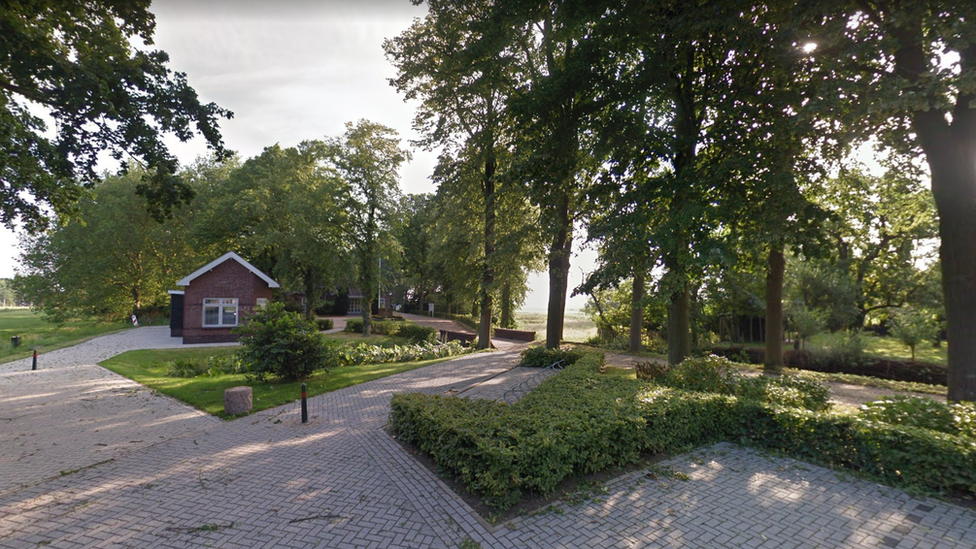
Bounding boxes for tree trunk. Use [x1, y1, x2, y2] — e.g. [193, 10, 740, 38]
[667, 286, 691, 365]
[892, 22, 976, 400]
[478, 153, 496, 350]
[545, 191, 573, 349]
[764, 245, 785, 374]
[629, 259, 646, 353]
[924, 132, 976, 402]
[500, 282, 513, 328]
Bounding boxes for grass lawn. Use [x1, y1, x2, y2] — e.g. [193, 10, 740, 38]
[100, 346, 456, 418]
[517, 310, 597, 343]
[808, 332, 947, 365]
[0, 308, 140, 364]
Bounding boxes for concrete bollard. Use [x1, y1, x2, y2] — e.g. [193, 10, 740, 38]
[224, 386, 253, 415]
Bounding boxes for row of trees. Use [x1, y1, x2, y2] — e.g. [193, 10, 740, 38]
[14, 121, 409, 335]
[383, 0, 976, 402]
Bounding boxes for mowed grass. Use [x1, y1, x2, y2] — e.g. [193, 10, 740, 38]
[0, 308, 132, 363]
[516, 310, 597, 343]
[100, 345, 456, 418]
[808, 332, 947, 365]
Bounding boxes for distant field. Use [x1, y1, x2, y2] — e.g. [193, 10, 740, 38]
[0, 308, 130, 363]
[516, 310, 597, 343]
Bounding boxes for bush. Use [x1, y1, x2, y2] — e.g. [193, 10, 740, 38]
[344, 318, 364, 334]
[655, 354, 740, 394]
[165, 355, 245, 378]
[234, 303, 329, 382]
[707, 345, 948, 385]
[327, 340, 467, 366]
[396, 324, 437, 343]
[316, 318, 334, 331]
[392, 351, 976, 511]
[858, 396, 976, 439]
[519, 346, 584, 368]
[737, 375, 831, 412]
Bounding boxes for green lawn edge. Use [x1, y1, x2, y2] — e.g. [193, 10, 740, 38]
[100, 347, 458, 419]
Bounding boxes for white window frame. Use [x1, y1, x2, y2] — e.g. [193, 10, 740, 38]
[348, 297, 362, 314]
[255, 298, 269, 308]
[203, 298, 239, 327]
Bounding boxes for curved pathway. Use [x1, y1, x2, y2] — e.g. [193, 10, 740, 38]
[0, 330, 972, 548]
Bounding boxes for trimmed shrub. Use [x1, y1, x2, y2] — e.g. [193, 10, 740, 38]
[737, 375, 831, 412]
[345, 318, 364, 334]
[234, 303, 329, 382]
[316, 318, 334, 331]
[655, 354, 740, 394]
[708, 345, 948, 385]
[390, 350, 975, 512]
[396, 323, 437, 342]
[519, 346, 584, 368]
[858, 396, 976, 439]
[328, 340, 467, 366]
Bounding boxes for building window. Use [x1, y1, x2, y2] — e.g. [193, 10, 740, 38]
[348, 297, 362, 314]
[203, 298, 238, 327]
[255, 298, 269, 308]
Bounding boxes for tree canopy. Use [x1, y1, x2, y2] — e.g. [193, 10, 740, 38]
[0, 0, 231, 232]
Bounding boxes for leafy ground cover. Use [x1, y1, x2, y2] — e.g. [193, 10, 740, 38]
[0, 308, 139, 363]
[101, 346, 459, 418]
[391, 352, 975, 513]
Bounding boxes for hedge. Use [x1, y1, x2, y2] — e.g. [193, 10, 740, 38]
[390, 354, 976, 511]
[344, 318, 437, 342]
[707, 346, 947, 385]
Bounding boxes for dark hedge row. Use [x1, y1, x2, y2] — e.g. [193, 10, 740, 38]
[390, 354, 975, 511]
[707, 346, 948, 385]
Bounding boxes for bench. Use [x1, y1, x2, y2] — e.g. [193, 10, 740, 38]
[493, 328, 536, 342]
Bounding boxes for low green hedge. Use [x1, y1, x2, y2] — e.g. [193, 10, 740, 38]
[344, 319, 435, 341]
[518, 346, 584, 368]
[316, 318, 334, 331]
[390, 354, 976, 511]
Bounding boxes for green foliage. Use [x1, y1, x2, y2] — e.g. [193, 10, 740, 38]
[392, 355, 975, 511]
[737, 375, 832, 413]
[395, 323, 437, 343]
[650, 354, 831, 412]
[0, 0, 231, 232]
[889, 308, 939, 360]
[344, 318, 364, 334]
[654, 355, 740, 395]
[518, 346, 584, 368]
[15, 171, 206, 320]
[234, 303, 329, 382]
[328, 340, 466, 367]
[858, 396, 976, 439]
[343, 319, 435, 342]
[316, 318, 336, 331]
[165, 355, 245, 378]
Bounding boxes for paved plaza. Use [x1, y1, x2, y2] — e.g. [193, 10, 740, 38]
[0, 328, 973, 548]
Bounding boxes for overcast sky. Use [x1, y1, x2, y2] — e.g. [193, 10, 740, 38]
[0, 0, 594, 311]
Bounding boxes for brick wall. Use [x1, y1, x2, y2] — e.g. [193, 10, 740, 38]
[182, 260, 274, 344]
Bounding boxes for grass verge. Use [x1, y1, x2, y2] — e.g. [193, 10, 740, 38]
[0, 308, 141, 364]
[100, 347, 455, 418]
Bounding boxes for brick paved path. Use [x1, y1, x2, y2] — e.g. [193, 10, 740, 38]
[1, 330, 973, 548]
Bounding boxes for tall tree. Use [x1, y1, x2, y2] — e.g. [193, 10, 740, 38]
[0, 0, 231, 232]
[195, 142, 349, 320]
[327, 120, 409, 336]
[16, 170, 203, 321]
[385, 1, 518, 348]
[801, 2, 976, 400]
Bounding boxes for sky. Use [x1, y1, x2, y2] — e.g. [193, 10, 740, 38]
[0, 0, 596, 311]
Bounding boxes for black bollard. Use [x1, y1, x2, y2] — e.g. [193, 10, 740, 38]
[31, 349, 37, 371]
[301, 382, 308, 424]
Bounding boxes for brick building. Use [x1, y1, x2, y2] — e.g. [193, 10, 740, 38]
[169, 252, 280, 344]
